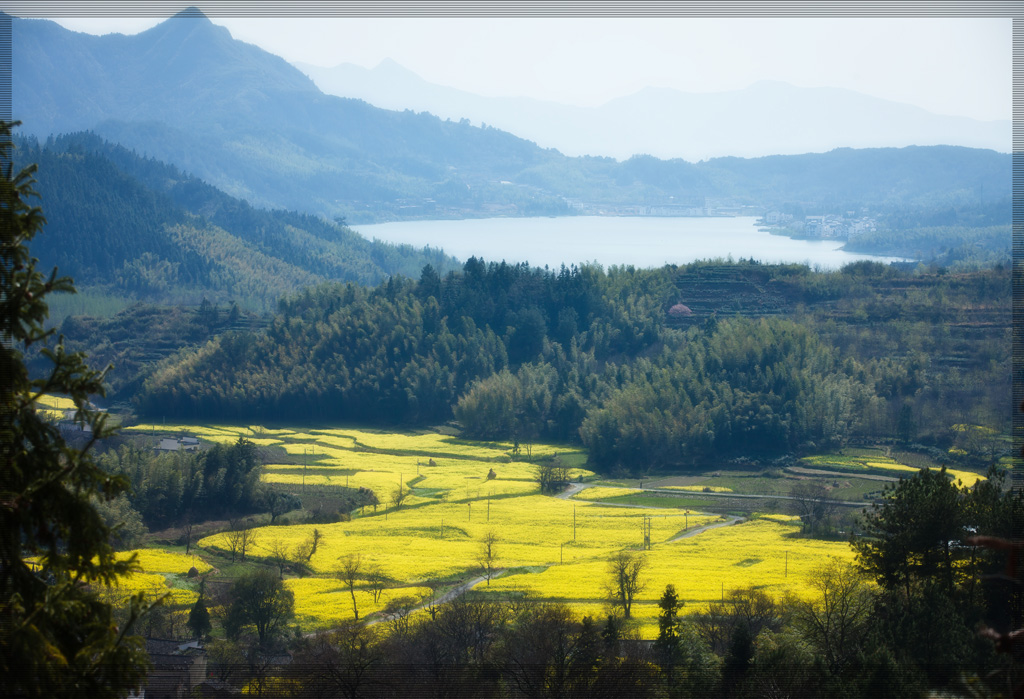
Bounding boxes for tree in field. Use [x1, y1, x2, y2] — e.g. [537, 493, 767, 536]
[223, 568, 295, 649]
[268, 538, 293, 579]
[366, 564, 387, 605]
[226, 518, 260, 562]
[294, 527, 324, 565]
[338, 554, 362, 620]
[536, 459, 569, 494]
[390, 484, 409, 512]
[789, 481, 837, 536]
[606, 550, 647, 619]
[479, 530, 499, 585]
[0, 120, 152, 698]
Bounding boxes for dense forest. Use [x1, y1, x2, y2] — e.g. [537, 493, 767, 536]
[129, 258, 1010, 473]
[14, 132, 459, 312]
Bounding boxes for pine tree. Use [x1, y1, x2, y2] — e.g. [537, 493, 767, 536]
[188, 594, 212, 641]
[654, 584, 683, 693]
[0, 121, 151, 697]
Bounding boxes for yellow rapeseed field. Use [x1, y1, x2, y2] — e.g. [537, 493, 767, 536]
[36, 393, 77, 420]
[100, 571, 199, 608]
[286, 577, 433, 630]
[571, 486, 638, 501]
[144, 422, 876, 638]
[485, 516, 854, 636]
[36, 394, 76, 411]
[802, 452, 986, 488]
[120, 548, 213, 576]
[94, 548, 212, 609]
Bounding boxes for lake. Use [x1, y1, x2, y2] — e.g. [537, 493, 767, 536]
[353, 216, 906, 270]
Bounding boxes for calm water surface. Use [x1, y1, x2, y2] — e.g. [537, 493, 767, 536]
[354, 216, 906, 270]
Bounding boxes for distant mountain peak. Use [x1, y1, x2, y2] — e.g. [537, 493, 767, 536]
[171, 6, 210, 20]
[138, 8, 232, 47]
[372, 58, 423, 79]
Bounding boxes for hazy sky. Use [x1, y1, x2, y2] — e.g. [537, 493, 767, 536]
[47, 13, 1011, 122]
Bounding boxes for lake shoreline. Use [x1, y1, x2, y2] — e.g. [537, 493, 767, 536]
[353, 215, 909, 270]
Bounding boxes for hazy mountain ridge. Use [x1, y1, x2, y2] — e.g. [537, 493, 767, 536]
[297, 60, 1010, 161]
[12, 10, 1010, 226]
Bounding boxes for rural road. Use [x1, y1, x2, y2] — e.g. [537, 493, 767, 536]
[557, 482, 594, 499]
[668, 515, 745, 542]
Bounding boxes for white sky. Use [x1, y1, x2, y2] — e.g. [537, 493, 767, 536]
[47, 14, 1011, 122]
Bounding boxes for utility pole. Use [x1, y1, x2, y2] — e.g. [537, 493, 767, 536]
[573, 506, 577, 541]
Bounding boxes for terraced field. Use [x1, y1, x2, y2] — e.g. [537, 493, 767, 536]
[121, 425, 984, 638]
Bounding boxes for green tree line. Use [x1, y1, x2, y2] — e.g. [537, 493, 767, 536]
[134, 258, 1010, 472]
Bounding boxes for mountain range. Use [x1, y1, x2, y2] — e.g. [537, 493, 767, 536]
[11, 9, 1011, 226]
[297, 59, 1010, 162]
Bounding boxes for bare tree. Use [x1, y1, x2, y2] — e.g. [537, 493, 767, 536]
[479, 530, 499, 585]
[390, 484, 409, 512]
[338, 554, 362, 621]
[268, 538, 292, 579]
[789, 481, 837, 535]
[383, 596, 417, 636]
[424, 584, 439, 620]
[226, 519, 244, 562]
[366, 565, 387, 605]
[294, 528, 325, 565]
[238, 519, 259, 561]
[606, 550, 647, 618]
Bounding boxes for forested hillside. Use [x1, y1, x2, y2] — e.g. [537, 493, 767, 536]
[136, 259, 1010, 472]
[17, 132, 458, 312]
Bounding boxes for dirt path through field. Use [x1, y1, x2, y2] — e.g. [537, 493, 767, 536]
[435, 572, 504, 605]
[362, 571, 505, 628]
[557, 482, 593, 499]
[668, 515, 745, 542]
[786, 466, 899, 482]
